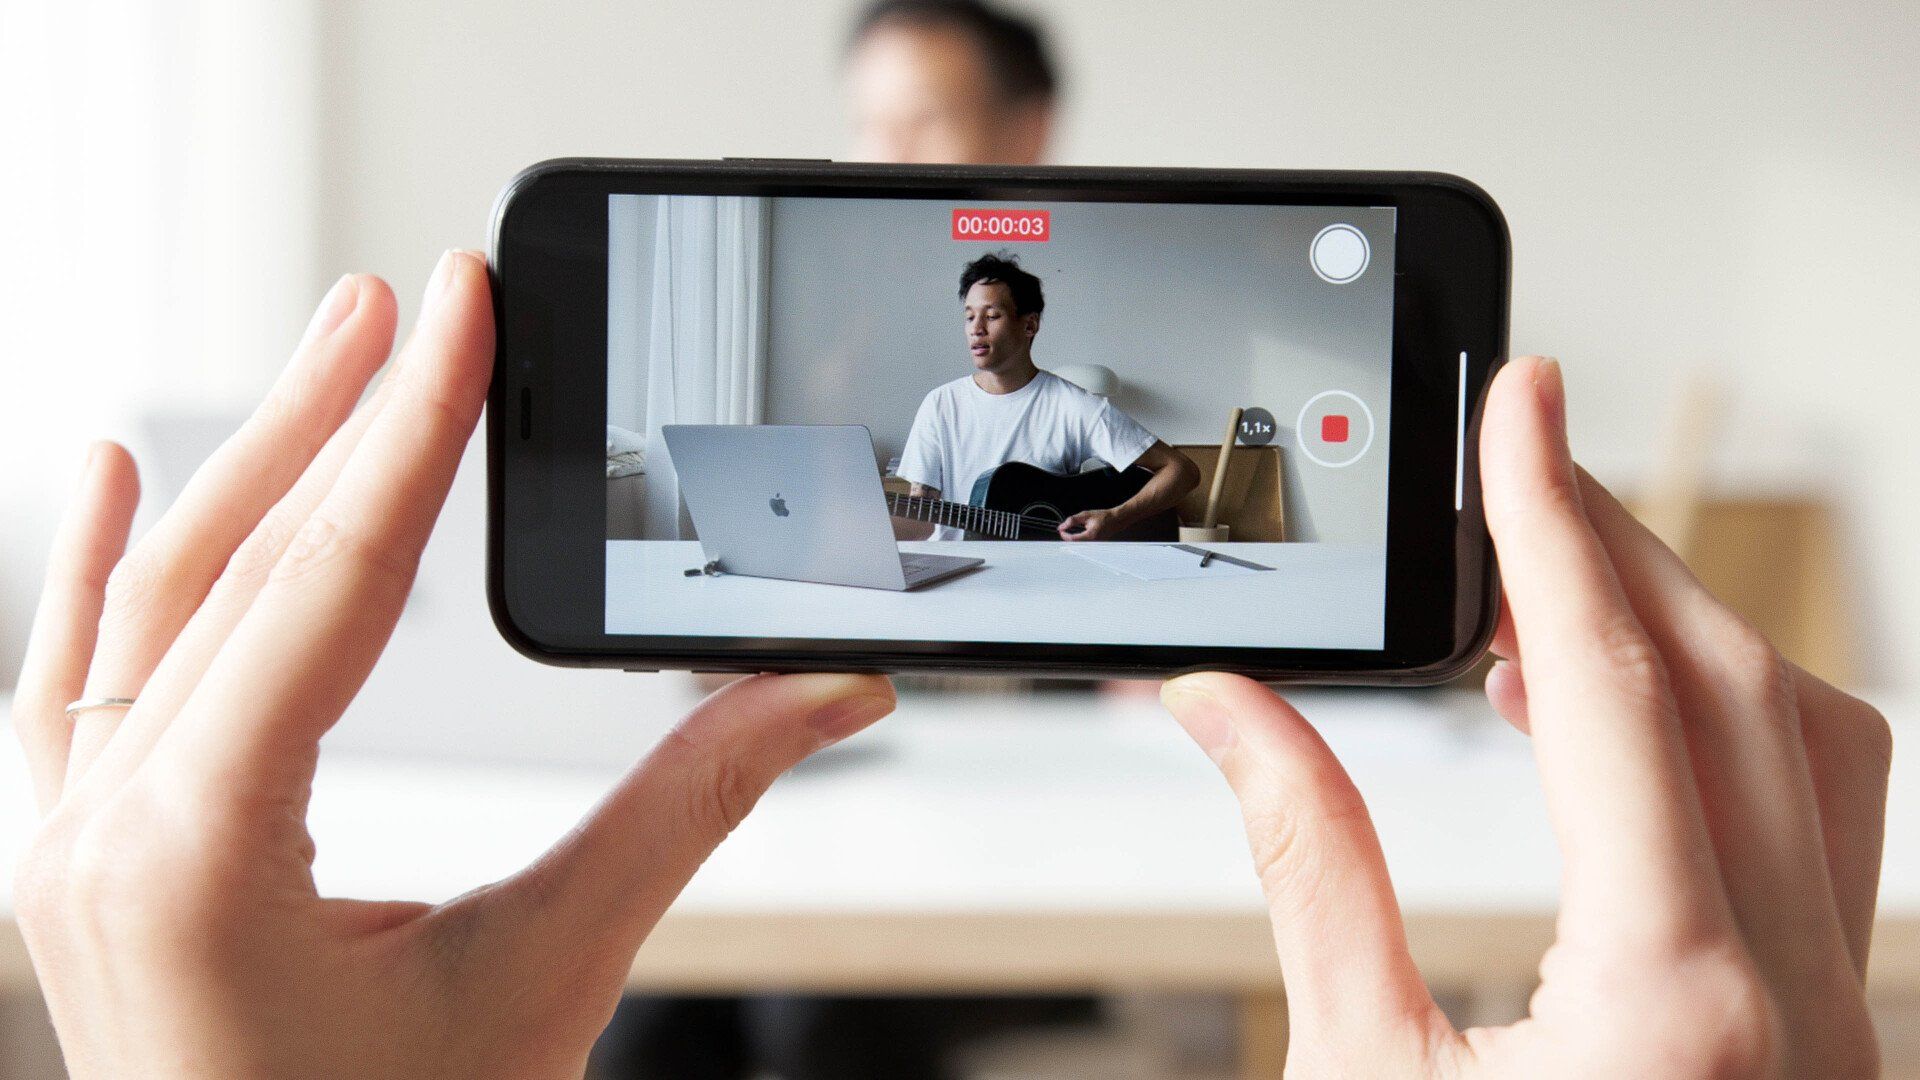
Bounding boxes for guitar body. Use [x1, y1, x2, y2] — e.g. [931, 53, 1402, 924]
[967, 461, 1180, 541]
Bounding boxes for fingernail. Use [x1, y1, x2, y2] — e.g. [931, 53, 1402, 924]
[1534, 357, 1566, 440]
[423, 249, 460, 311]
[299, 274, 358, 347]
[807, 694, 896, 746]
[1163, 681, 1237, 765]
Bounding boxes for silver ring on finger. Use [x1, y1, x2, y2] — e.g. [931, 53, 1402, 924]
[64, 697, 137, 722]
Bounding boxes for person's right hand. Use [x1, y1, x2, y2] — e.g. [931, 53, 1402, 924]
[11, 251, 896, 1079]
[1164, 356, 1890, 1077]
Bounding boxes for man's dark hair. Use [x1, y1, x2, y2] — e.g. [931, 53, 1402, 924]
[849, 0, 1058, 105]
[959, 252, 1044, 316]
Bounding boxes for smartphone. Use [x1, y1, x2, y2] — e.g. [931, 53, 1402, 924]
[488, 158, 1508, 683]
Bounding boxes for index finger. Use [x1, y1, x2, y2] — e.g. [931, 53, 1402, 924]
[1480, 357, 1732, 949]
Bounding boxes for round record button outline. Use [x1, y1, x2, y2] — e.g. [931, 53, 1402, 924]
[1309, 223, 1371, 284]
[1295, 390, 1375, 468]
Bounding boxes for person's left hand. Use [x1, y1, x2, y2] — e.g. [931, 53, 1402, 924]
[1058, 507, 1122, 540]
[1160, 356, 1888, 1078]
[10, 251, 897, 1080]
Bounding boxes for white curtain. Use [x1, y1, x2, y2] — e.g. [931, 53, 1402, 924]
[641, 196, 772, 539]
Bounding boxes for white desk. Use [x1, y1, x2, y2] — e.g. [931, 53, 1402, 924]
[5, 689, 1917, 1076]
[6, 686, 1912, 949]
[606, 540, 1387, 650]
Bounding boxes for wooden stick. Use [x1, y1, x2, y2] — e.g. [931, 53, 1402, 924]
[1633, 370, 1723, 561]
[1203, 407, 1243, 529]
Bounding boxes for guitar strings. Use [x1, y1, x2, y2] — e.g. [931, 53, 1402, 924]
[890, 497, 1055, 528]
[886, 496, 1064, 535]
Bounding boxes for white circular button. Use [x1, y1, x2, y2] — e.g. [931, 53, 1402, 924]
[1310, 223, 1370, 284]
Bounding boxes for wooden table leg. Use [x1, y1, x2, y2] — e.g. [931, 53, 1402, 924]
[0, 992, 65, 1080]
[1461, 978, 1534, 1028]
[1237, 989, 1288, 1079]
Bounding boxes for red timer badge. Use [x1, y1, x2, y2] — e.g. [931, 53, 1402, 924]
[951, 208, 1050, 242]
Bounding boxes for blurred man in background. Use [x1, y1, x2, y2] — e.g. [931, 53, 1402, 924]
[845, 0, 1057, 165]
[592, 4, 1085, 1077]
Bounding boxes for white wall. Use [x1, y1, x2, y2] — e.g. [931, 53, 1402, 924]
[4, 1, 1910, 693]
[0, 1, 322, 686]
[311, 0, 1920, 687]
[605, 195, 657, 435]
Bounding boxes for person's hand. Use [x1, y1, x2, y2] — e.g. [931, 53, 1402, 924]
[1058, 507, 1121, 541]
[10, 251, 897, 1080]
[1163, 356, 1890, 1077]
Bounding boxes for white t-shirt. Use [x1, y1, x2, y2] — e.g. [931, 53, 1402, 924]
[897, 369, 1158, 539]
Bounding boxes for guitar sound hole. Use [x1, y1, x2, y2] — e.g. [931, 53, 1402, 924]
[1021, 502, 1065, 535]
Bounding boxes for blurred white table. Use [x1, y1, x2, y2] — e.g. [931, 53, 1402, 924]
[4, 687, 1916, 1075]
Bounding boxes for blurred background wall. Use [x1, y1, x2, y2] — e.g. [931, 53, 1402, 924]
[2, 0, 1916, 690]
[1, 1, 322, 682]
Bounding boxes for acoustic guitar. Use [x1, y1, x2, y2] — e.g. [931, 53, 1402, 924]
[885, 461, 1179, 541]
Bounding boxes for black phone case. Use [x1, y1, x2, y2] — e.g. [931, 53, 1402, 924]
[487, 158, 1508, 684]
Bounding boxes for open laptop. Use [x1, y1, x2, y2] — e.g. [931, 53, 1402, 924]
[662, 424, 983, 591]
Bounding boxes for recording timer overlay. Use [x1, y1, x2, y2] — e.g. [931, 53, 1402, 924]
[951, 208, 1050, 242]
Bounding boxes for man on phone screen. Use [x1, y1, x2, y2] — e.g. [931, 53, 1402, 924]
[896, 252, 1200, 540]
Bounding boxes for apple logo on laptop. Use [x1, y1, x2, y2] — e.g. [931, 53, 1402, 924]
[769, 493, 790, 518]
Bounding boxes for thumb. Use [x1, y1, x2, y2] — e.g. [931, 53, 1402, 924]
[1163, 673, 1444, 1051]
[495, 672, 895, 969]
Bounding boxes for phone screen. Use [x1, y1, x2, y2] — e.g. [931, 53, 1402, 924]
[601, 192, 1396, 651]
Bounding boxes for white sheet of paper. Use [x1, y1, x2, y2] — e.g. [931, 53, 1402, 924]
[1064, 544, 1268, 582]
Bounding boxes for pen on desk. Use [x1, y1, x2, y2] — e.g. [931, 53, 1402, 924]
[1199, 550, 1215, 568]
